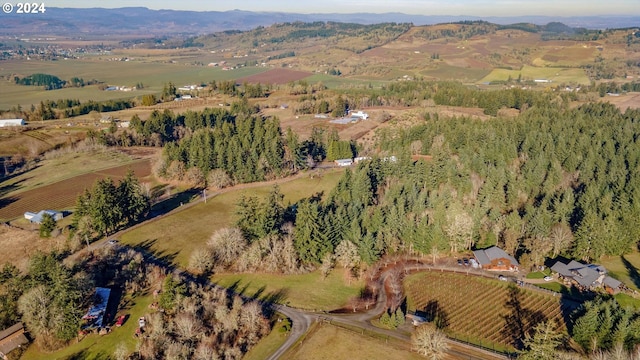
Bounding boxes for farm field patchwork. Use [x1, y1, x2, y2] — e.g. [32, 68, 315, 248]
[404, 271, 571, 353]
[0, 59, 269, 109]
[0, 157, 152, 221]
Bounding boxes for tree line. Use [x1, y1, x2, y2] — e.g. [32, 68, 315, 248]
[71, 171, 149, 242]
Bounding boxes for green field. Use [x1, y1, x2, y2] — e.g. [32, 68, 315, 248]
[120, 170, 344, 268]
[212, 268, 363, 311]
[0, 59, 268, 109]
[479, 65, 590, 85]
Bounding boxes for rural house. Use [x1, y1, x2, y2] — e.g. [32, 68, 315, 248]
[472, 246, 519, 271]
[551, 260, 623, 294]
[0, 323, 29, 359]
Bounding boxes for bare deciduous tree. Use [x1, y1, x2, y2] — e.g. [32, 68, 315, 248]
[207, 227, 247, 268]
[412, 325, 449, 359]
[335, 240, 360, 270]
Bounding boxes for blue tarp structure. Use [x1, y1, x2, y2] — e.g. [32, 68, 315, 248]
[82, 287, 111, 329]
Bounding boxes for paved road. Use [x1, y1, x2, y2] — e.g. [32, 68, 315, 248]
[264, 261, 509, 360]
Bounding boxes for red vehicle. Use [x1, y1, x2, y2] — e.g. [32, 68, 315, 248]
[115, 315, 126, 327]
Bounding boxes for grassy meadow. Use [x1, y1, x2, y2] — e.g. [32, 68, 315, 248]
[120, 170, 344, 268]
[212, 268, 363, 311]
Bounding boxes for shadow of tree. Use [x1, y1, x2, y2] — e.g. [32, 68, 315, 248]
[262, 288, 290, 317]
[423, 299, 449, 330]
[501, 284, 548, 349]
[621, 255, 640, 289]
[62, 349, 109, 360]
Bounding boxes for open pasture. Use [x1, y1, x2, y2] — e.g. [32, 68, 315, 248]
[120, 170, 344, 268]
[479, 65, 590, 85]
[213, 268, 363, 311]
[404, 271, 571, 352]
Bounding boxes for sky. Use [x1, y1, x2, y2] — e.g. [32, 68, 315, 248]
[47, 0, 640, 17]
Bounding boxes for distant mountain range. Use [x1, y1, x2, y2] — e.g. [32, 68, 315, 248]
[2, 7, 638, 37]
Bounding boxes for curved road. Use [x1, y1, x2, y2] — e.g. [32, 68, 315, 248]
[265, 261, 509, 360]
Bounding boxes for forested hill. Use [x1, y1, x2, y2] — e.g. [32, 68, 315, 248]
[2, 7, 638, 35]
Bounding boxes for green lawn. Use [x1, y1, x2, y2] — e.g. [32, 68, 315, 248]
[212, 268, 363, 311]
[120, 170, 344, 268]
[600, 252, 640, 292]
[526, 268, 551, 279]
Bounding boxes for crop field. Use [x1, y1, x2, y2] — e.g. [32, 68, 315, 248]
[120, 169, 345, 268]
[0, 59, 268, 109]
[0, 159, 152, 221]
[479, 65, 590, 85]
[404, 271, 571, 352]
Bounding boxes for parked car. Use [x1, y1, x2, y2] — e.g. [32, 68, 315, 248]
[108, 239, 118, 245]
[463, 258, 469, 266]
[457, 259, 463, 266]
[115, 315, 126, 327]
[543, 275, 553, 282]
[469, 258, 479, 268]
[498, 275, 508, 281]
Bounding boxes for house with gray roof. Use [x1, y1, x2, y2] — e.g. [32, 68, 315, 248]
[472, 246, 519, 271]
[551, 259, 623, 294]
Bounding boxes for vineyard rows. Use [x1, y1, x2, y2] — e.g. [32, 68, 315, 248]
[404, 271, 569, 351]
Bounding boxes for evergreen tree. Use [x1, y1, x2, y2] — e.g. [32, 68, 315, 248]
[39, 213, 56, 238]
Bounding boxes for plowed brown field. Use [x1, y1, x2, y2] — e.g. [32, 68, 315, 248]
[0, 159, 151, 221]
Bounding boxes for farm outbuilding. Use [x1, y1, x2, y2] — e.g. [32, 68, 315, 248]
[0, 119, 25, 127]
[0, 323, 29, 359]
[24, 210, 63, 224]
[82, 287, 111, 329]
[473, 246, 519, 271]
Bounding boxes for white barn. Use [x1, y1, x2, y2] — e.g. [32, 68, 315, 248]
[0, 119, 25, 127]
